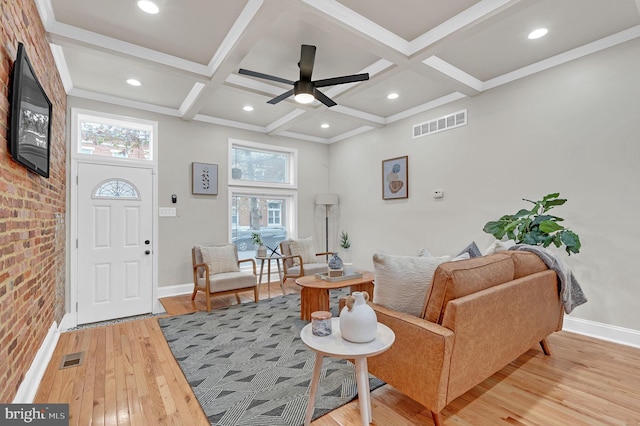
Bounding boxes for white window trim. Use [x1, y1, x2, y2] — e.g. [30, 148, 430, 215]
[228, 138, 298, 190]
[71, 108, 158, 167]
[227, 187, 298, 244]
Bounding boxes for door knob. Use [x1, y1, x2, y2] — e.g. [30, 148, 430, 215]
[145, 240, 150, 245]
[145, 250, 151, 255]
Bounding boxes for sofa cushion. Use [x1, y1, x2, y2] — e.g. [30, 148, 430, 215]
[289, 237, 316, 266]
[502, 250, 549, 279]
[422, 253, 515, 323]
[373, 252, 450, 317]
[483, 239, 516, 255]
[197, 271, 256, 292]
[200, 244, 240, 275]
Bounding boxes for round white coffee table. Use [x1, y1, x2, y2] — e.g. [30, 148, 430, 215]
[300, 317, 395, 425]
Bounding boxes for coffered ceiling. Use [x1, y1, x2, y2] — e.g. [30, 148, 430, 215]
[36, 0, 640, 143]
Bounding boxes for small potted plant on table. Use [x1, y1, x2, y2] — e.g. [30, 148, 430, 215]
[251, 232, 267, 257]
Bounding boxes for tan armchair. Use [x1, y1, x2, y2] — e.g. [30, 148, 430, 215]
[191, 244, 258, 311]
[279, 238, 332, 294]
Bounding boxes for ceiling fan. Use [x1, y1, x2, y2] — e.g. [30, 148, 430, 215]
[239, 44, 369, 107]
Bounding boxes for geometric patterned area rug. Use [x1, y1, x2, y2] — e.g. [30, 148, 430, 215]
[158, 290, 385, 426]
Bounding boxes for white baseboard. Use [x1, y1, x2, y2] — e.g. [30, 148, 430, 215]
[154, 283, 194, 313]
[563, 316, 640, 349]
[157, 282, 194, 298]
[13, 321, 60, 403]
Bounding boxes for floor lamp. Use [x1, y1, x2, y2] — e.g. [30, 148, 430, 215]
[315, 193, 339, 255]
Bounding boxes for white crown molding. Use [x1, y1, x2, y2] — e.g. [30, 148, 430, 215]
[49, 43, 73, 94]
[69, 88, 182, 117]
[178, 82, 207, 117]
[47, 21, 211, 76]
[206, 0, 264, 73]
[278, 131, 330, 144]
[329, 125, 375, 143]
[423, 56, 484, 92]
[409, 0, 516, 54]
[34, 0, 56, 29]
[193, 114, 267, 133]
[484, 24, 640, 91]
[330, 105, 386, 126]
[387, 92, 467, 124]
[265, 109, 307, 134]
[301, 0, 411, 54]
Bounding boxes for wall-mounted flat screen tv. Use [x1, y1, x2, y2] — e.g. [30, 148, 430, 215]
[9, 42, 52, 178]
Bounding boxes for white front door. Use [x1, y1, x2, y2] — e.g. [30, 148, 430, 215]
[77, 163, 153, 324]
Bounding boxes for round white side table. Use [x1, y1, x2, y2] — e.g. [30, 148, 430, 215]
[300, 317, 395, 425]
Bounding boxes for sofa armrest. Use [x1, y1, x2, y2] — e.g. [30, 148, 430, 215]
[367, 303, 455, 414]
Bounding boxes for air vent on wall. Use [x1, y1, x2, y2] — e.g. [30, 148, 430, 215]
[413, 109, 467, 139]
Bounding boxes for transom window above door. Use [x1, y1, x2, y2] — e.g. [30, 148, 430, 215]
[73, 110, 156, 163]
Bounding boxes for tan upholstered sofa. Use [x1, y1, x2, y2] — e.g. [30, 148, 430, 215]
[367, 251, 564, 426]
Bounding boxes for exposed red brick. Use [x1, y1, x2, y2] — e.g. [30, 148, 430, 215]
[0, 0, 66, 403]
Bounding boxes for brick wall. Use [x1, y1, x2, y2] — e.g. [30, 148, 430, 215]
[0, 0, 66, 402]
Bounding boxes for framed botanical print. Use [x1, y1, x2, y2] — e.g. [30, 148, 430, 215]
[382, 156, 408, 200]
[192, 162, 218, 195]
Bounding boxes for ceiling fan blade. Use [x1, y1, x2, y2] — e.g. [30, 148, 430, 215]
[313, 89, 337, 107]
[298, 45, 316, 80]
[239, 68, 295, 85]
[267, 89, 295, 104]
[313, 73, 369, 88]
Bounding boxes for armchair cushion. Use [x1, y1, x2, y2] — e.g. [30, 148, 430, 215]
[197, 271, 257, 293]
[285, 263, 328, 276]
[200, 244, 240, 275]
[289, 237, 316, 266]
[373, 252, 450, 317]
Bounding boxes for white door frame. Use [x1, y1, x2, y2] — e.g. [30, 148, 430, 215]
[69, 108, 159, 328]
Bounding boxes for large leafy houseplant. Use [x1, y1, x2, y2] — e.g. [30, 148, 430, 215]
[483, 193, 581, 255]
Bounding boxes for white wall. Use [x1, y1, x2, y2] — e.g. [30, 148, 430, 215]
[67, 97, 330, 288]
[329, 38, 640, 331]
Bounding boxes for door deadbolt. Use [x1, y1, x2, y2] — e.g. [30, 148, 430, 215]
[145, 240, 150, 245]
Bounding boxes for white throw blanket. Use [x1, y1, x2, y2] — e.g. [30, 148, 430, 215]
[509, 244, 587, 314]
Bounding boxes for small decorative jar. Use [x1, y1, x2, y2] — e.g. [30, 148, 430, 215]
[328, 253, 343, 270]
[311, 311, 332, 336]
[339, 291, 377, 343]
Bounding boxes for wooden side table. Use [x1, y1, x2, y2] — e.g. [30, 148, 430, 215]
[300, 318, 395, 425]
[255, 255, 283, 298]
[295, 272, 374, 321]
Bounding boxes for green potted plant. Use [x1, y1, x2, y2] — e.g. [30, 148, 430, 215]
[339, 231, 351, 250]
[251, 232, 267, 257]
[483, 192, 581, 255]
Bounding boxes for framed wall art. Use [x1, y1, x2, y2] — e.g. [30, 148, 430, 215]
[382, 156, 408, 200]
[192, 162, 218, 195]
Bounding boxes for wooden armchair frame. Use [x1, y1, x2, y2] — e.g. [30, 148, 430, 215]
[191, 246, 258, 311]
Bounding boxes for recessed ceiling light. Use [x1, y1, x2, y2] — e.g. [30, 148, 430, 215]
[321, 123, 330, 129]
[137, 0, 159, 14]
[387, 92, 399, 100]
[528, 28, 548, 40]
[126, 78, 142, 86]
[243, 105, 254, 112]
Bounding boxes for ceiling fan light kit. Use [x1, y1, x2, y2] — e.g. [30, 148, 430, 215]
[239, 44, 369, 107]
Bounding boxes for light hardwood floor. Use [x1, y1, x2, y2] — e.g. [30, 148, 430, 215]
[36, 281, 640, 425]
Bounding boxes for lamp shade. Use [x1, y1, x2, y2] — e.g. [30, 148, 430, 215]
[315, 193, 339, 205]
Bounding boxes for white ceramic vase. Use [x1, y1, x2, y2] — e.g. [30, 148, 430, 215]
[339, 291, 377, 343]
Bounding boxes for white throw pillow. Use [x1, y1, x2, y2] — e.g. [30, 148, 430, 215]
[483, 239, 516, 255]
[200, 245, 240, 275]
[289, 237, 316, 266]
[373, 252, 450, 317]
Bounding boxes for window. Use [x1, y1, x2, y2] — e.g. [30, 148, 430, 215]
[268, 201, 282, 226]
[73, 110, 156, 162]
[229, 139, 296, 188]
[229, 140, 298, 258]
[93, 179, 140, 200]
